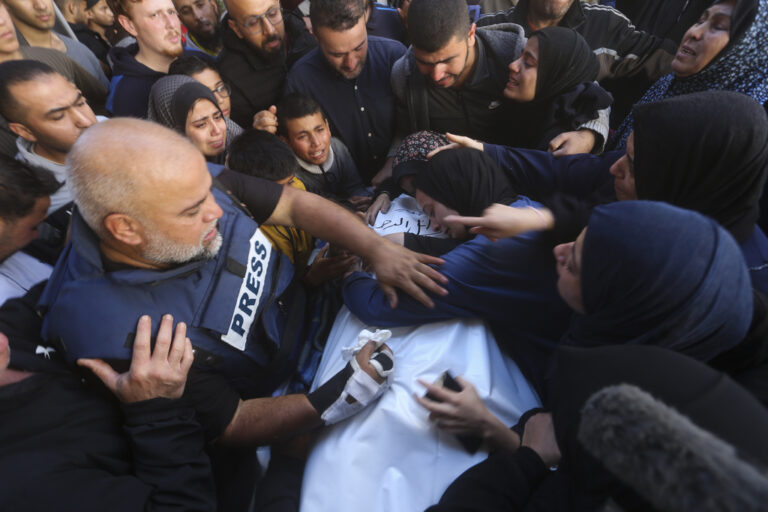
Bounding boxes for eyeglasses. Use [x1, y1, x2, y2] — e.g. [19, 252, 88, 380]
[239, 6, 283, 35]
[211, 83, 231, 98]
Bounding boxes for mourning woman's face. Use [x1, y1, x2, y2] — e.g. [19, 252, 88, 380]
[553, 228, 585, 314]
[671, 0, 735, 78]
[503, 36, 538, 102]
[415, 189, 468, 240]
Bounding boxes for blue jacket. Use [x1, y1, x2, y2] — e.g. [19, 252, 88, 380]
[343, 196, 572, 394]
[38, 177, 301, 398]
[286, 36, 406, 182]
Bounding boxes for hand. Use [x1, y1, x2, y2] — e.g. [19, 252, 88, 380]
[521, 412, 561, 467]
[252, 105, 278, 133]
[348, 195, 372, 212]
[415, 376, 495, 434]
[78, 314, 194, 403]
[365, 193, 392, 225]
[426, 132, 484, 159]
[367, 239, 448, 308]
[444, 203, 554, 241]
[548, 129, 596, 157]
[355, 340, 393, 384]
[304, 244, 358, 286]
[371, 157, 393, 187]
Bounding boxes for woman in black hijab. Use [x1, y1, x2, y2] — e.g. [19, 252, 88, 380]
[427, 344, 768, 511]
[447, 90, 768, 294]
[503, 27, 613, 152]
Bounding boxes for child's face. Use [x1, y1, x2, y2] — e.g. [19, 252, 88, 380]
[283, 112, 332, 165]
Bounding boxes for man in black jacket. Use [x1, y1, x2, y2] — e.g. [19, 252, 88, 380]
[218, 0, 316, 128]
[0, 290, 217, 511]
[477, 0, 675, 82]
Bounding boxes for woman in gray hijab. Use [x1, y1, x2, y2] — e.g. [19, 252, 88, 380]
[148, 74, 242, 164]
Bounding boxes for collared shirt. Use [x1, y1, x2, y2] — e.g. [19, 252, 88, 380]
[285, 36, 406, 183]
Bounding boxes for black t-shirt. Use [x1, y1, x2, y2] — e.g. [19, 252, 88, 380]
[215, 167, 283, 224]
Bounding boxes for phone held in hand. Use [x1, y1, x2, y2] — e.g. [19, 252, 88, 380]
[425, 371, 483, 454]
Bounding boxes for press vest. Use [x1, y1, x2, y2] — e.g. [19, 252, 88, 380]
[38, 179, 304, 398]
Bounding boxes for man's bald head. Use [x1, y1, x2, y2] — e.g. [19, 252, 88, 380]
[67, 118, 204, 238]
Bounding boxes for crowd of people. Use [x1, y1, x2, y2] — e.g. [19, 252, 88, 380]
[0, 0, 767, 509]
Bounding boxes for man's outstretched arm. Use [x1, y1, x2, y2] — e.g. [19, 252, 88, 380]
[267, 184, 448, 308]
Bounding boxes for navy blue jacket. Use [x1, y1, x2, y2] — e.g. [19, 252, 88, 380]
[107, 44, 205, 117]
[286, 36, 406, 183]
[343, 196, 572, 394]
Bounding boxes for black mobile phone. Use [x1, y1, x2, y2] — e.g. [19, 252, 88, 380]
[425, 371, 483, 454]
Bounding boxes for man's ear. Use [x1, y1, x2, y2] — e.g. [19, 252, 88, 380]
[117, 13, 138, 37]
[467, 23, 476, 47]
[228, 17, 244, 39]
[103, 213, 144, 246]
[7, 122, 36, 143]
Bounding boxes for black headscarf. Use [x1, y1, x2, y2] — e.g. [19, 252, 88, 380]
[413, 148, 517, 217]
[549, 344, 768, 511]
[532, 27, 599, 102]
[634, 90, 768, 243]
[567, 201, 753, 363]
[507, 27, 613, 150]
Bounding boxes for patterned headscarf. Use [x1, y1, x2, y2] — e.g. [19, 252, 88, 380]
[610, 0, 767, 149]
[391, 130, 449, 185]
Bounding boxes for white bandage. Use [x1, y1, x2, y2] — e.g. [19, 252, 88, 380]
[320, 356, 392, 425]
[340, 328, 392, 361]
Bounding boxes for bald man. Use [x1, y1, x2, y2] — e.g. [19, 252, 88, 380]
[38, 119, 444, 452]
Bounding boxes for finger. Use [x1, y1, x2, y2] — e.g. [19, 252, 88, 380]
[413, 393, 445, 414]
[415, 252, 446, 268]
[415, 261, 449, 287]
[417, 379, 458, 403]
[131, 315, 152, 365]
[409, 269, 448, 301]
[376, 342, 392, 357]
[357, 340, 377, 361]
[381, 200, 391, 214]
[398, 278, 434, 308]
[442, 214, 486, 227]
[454, 375, 471, 390]
[426, 143, 458, 159]
[180, 337, 194, 374]
[379, 282, 399, 308]
[435, 419, 473, 433]
[168, 321, 187, 366]
[153, 314, 174, 360]
[77, 358, 120, 392]
[548, 134, 566, 153]
[269, 105, 277, 114]
[317, 244, 329, 259]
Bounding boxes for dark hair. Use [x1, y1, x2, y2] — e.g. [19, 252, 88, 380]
[0, 60, 59, 123]
[168, 54, 218, 77]
[408, 0, 470, 52]
[0, 155, 61, 220]
[309, 0, 366, 31]
[276, 93, 326, 137]
[227, 129, 298, 181]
